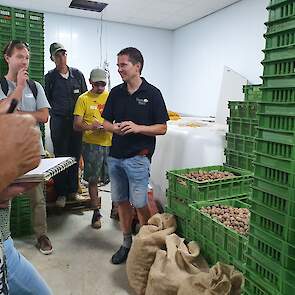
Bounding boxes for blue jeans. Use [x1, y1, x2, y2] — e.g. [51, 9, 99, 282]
[4, 238, 53, 295]
[107, 155, 150, 208]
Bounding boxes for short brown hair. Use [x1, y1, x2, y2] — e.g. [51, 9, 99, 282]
[3, 40, 29, 57]
[118, 47, 144, 74]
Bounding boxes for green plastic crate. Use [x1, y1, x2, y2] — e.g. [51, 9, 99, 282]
[263, 57, 295, 76]
[257, 128, 295, 145]
[263, 46, 295, 61]
[245, 247, 295, 294]
[268, 0, 292, 7]
[261, 86, 295, 103]
[10, 194, 33, 237]
[226, 133, 256, 154]
[265, 16, 295, 34]
[227, 118, 258, 137]
[258, 102, 295, 116]
[244, 270, 289, 295]
[253, 175, 295, 200]
[164, 206, 187, 238]
[225, 149, 255, 172]
[189, 199, 249, 265]
[256, 137, 295, 160]
[228, 101, 258, 119]
[250, 206, 295, 243]
[255, 151, 295, 172]
[167, 165, 253, 201]
[264, 27, 295, 50]
[249, 222, 295, 271]
[267, 1, 295, 22]
[252, 185, 295, 215]
[254, 161, 295, 187]
[188, 228, 246, 273]
[166, 191, 191, 220]
[257, 113, 295, 133]
[243, 84, 262, 102]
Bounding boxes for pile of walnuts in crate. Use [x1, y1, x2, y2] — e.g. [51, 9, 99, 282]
[200, 204, 250, 235]
[185, 171, 235, 182]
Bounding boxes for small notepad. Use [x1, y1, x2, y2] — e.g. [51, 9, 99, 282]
[14, 157, 77, 183]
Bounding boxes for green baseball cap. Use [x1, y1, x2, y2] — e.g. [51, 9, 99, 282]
[90, 68, 107, 83]
[49, 42, 66, 59]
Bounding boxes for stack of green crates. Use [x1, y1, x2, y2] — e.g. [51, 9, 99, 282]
[225, 86, 262, 172]
[165, 165, 253, 244]
[0, 5, 44, 84]
[0, 5, 44, 237]
[244, 1, 295, 294]
[10, 194, 33, 237]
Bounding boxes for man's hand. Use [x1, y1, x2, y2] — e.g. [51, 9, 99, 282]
[91, 120, 103, 130]
[0, 114, 41, 191]
[0, 183, 37, 206]
[0, 100, 10, 114]
[112, 122, 125, 135]
[16, 68, 29, 89]
[120, 121, 141, 135]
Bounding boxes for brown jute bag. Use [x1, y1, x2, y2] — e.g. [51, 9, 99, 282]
[177, 262, 244, 295]
[126, 213, 177, 295]
[145, 234, 207, 295]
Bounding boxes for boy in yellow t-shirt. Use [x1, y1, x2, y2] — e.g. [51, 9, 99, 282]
[73, 68, 112, 229]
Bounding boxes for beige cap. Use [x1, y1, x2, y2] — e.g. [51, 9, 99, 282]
[90, 68, 107, 83]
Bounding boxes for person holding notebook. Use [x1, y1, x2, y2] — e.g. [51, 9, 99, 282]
[0, 102, 43, 295]
[73, 68, 112, 229]
[0, 40, 53, 294]
[0, 40, 53, 256]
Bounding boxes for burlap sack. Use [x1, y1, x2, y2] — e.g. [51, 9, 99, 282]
[145, 234, 207, 295]
[126, 213, 177, 295]
[177, 262, 244, 295]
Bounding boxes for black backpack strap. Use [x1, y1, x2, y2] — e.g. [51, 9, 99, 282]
[27, 80, 38, 99]
[0, 77, 38, 99]
[0, 77, 9, 96]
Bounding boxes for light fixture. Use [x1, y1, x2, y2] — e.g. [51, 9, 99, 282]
[69, 0, 108, 13]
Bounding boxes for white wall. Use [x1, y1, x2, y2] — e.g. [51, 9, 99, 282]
[171, 0, 269, 117]
[44, 13, 173, 101]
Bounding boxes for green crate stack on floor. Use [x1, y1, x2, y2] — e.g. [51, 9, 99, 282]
[0, 5, 44, 237]
[244, 1, 295, 294]
[165, 165, 253, 251]
[225, 85, 262, 172]
[10, 194, 33, 237]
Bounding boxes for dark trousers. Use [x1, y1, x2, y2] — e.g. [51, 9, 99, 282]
[50, 115, 82, 196]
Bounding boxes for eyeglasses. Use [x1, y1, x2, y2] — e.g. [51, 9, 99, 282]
[3, 40, 30, 55]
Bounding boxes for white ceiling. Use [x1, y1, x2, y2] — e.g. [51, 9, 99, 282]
[0, 0, 241, 30]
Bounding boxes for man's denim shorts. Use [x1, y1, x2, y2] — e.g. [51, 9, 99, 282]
[107, 155, 150, 208]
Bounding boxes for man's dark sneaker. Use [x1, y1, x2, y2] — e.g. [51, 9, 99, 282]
[36, 235, 53, 255]
[111, 246, 130, 264]
[91, 210, 102, 229]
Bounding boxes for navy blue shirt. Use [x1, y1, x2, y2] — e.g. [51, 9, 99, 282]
[45, 67, 87, 117]
[102, 78, 169, 159]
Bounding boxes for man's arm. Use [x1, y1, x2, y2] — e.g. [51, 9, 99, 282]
[18, 108, 49, 123]
[119, 121, 167, 136]
[73, 115, 102, 131]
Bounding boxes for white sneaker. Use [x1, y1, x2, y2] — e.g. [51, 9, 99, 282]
[56, 196, 66, 208]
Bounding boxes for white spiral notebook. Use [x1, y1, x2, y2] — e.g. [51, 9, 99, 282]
[14, 157, 77, 183]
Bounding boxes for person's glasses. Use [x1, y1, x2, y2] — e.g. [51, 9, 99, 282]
[4, 40, 29, 55]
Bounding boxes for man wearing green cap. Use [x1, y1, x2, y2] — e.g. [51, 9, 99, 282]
[73, 68, 112, 229]
[45, 42, 87, 208]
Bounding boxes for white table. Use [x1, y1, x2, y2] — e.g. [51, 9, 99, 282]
[150, 118, 227, 206]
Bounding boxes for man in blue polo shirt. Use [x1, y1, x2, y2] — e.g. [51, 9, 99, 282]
[102, 47, 169, 264]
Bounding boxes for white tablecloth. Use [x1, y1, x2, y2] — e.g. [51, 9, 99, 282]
[150, 118, 227, 206]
